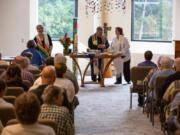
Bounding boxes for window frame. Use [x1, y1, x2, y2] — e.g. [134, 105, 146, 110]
[38, 0, 78, 41]
[131, 0, 172, 43]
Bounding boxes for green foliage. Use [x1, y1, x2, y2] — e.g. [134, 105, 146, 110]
[38, 0, 75, 39]
[133, 0, 173, 41]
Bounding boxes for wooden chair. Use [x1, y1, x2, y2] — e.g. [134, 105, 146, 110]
[0, 107, 15, 126]
[7, 119, 57, 134]
[3, 96, 16, 105]
[4, 87, 24, 97]
[130, 66, 153, 109]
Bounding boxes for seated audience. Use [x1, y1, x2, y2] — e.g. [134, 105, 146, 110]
[45, 57, 54, 66]
[39, 85, 74, 135]
[144, 56, 163, 82]
[5, 64, 28, 91]
[0, 79, 14, 108]
[54, 53, 79, 94]
[1, 92, 55, 135]
[167, 91, 180, 134]
[159, 57, 180, 100]
[138, 50, 157, 68]
[137, 51, 158, 106]
[22, 53, 39, 71]
[31, 53, 79, 94]
[55, 63, 75, 104]
[13, 56, 34, 84]
[163, 80, 180, 104]
[31, 66, 56, 104]
[149, 56, 175, 90]
[21, 40, 43, 67]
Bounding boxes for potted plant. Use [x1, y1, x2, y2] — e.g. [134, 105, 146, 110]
[59, 33, 73, 55]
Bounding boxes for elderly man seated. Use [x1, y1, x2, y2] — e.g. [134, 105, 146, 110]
[13, 56, 35, 84]
[31, 66, 56, 104]
[148, 56, 175, 100]
[159, 58, 180, 101]
[39, 85, 74, 135]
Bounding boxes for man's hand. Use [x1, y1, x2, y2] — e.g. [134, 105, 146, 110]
[98, 44, 106, 49]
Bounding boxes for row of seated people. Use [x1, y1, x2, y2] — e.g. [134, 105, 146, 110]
[0, 47, 80, 135]
[0, 81, 74, 135]
[0, 66, 77, 135]
[134, 50, 180, 134]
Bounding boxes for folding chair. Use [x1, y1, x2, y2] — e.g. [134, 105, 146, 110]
[130, 66, 153, 109]
[151, 76, 168, 127]
[0, 107, 15, 126]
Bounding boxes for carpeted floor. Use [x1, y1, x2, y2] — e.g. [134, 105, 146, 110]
[75, 78, 163, 135]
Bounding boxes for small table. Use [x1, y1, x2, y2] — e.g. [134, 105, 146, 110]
[2, 56, 15, 64]
[70, 52, 122, 87]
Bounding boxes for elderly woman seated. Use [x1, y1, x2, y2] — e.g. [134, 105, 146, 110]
[1, 92, 55, 135]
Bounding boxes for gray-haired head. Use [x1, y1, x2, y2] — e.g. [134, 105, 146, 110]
[42, 85, 64, 106]
[54, 53, 66, 65]
[160, 56, 173, 69]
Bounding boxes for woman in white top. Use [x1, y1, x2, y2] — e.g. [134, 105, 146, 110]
[111, 27, 131, 84]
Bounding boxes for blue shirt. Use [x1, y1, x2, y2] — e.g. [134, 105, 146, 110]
[138, 60, 157, 68]
[21, 48, 43, 67]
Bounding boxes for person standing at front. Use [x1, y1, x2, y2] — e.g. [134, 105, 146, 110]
[88, 27, 109, 82]
[111, 27, 131, 84]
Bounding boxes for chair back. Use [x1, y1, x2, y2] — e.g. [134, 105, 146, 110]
[131, 66, 153, 84]
[155, 76, 168, 100]
[4, 87, 24, 97]
[22, 80, 32, 90]
[3, 96, 16, 105]
[130, 66, 153, 93]
[39, 119, 57, 134]
[0, 107, 15, 126]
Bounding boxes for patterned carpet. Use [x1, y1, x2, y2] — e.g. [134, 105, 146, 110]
[75, 78, 163, 135]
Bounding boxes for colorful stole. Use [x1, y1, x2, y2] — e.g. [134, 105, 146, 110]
[92, 34, 106, 46]
[35, 34, 50, 58]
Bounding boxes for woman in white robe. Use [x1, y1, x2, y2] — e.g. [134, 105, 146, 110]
[111, 27, 130, 84]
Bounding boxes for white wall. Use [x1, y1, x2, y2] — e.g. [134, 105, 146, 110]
[0, 0, 30, 56]
[173, 0, 180, 40]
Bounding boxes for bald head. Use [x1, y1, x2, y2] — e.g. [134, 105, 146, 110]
[41, 66, 56, 85]
[175, 57, 180, 71]
[160, 56, 173, 69]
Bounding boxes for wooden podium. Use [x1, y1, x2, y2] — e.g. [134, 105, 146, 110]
[175, 40, 180, 58]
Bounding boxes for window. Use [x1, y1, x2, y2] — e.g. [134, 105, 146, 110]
[38, 0, 75, 40]
[131, 0, 173, 42]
